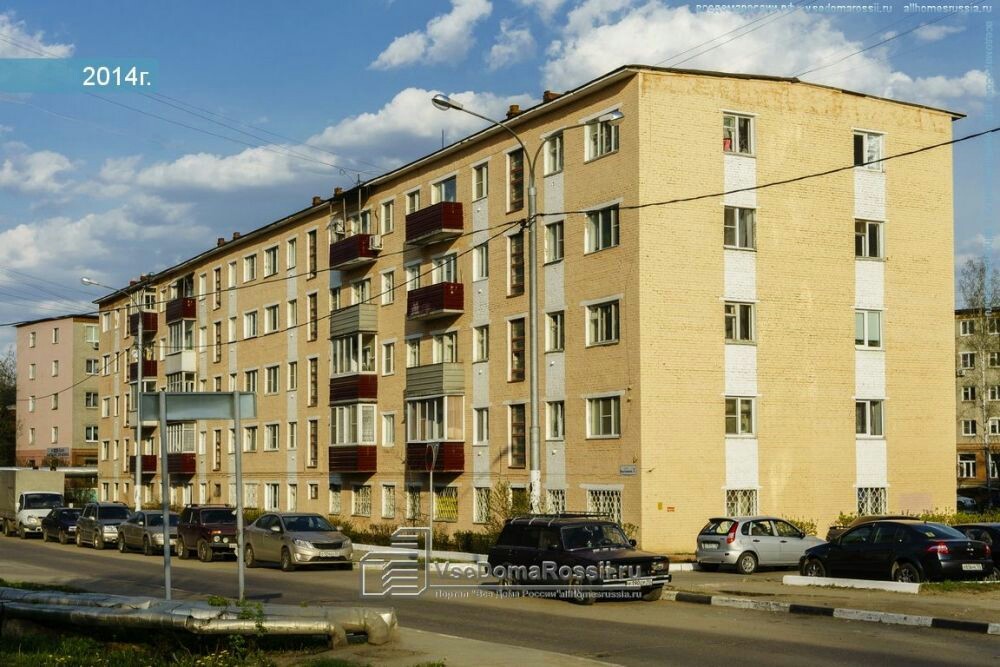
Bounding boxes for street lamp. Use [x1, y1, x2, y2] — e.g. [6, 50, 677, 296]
[82, 276, 145, 512]
[432, 94, 623, 512]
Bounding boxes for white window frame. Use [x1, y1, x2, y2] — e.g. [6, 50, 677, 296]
[544, 133, 564, 175]
[585, 116, 619, 161]
[547, 401, 565, 440]
[243, 254, 257, 282]
[724, 206, 756, 250]
[473, 325, 489, 362]
[381, 484, 396, 519]
[474, 407, 489, 444]
[962, 419, 977, 436]
[382, 341, 395, 376]
[381, 270, 395, 305]
[405, 188, 421, 215]
[431, 174, 458, 204]
[472, 243, 489, 280]
[723, 112, 754, 156]
[962, 385, 977, 402]
[472, 161, 488, 200]
[855, 310, 882, 349]
[958, 454, 977, 479]
[585, 299, 620, 346]
[585, 205, 619, 254]
[263, 245, 279, 277]
[264, 423, 280, 451]
[382, 412, 395, 447]
[856, 399, 885, 438]
[854, 130, 884, 171]
[545, 220, 564, 263]
[725, 396, 756, 436]
[380, 199, 394, 235]
[725, 302, 755, 343]
[961, 352, 977, 370]
[546, 311, 564, 352]
[855, 219, 884, 259]
[586, 393, 621, 439]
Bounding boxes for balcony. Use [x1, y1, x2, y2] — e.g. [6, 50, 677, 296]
[165, 297, 196, 324]
[128, 311, 158, 336]
[127, 454, 157, 476]
[405, 442, 464, 473]
[405, 201, 463, 246]
[406, 282, 464, 321]
[405, 362, 464, 398]
[126, 453, 195, 476]
[329, 445, 377, 474]
[329, 374, 378, 404]
[329, 234, 382, 271]
[165, 349, 197, 375]
[329, 303, 378, 339]
[129, 359, 158, 382]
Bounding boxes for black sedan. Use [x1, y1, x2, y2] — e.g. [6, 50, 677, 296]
[800, 520, 992, 583]
[954, 523, 1000, 581]
[40, 507, 82, 545]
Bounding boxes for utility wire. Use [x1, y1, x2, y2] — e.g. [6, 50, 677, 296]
[16, 349, 126, 403]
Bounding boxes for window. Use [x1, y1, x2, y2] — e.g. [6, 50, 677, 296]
[724, 207, 756, 250]
[307, 293, 318, 341]
[432, 176, 457, 203]
[587, 489, 622, 524]
[243, 311, 258, 338]
[52, 327, 60, 344]
[990, 385, 1000, 401]
[28, 363, 35, 380]
[961, 352, 977, 370]
[331, 404, 377, 445]
[85, 324, 99, 344]
[244, 369, 258, 393]
[857, 487, 887, 515]
[586, 205, 619, 253]
[432, 254, 457, 284]
[85, 358, 100, 375]
[307, 358, 318, 407]
[51, 360, 59, 377]
[508, 232, 524, 295]
[28, 331, 35, 347]
[474, 408, 489, 444]
[307, 419, 318, 466]
[962, 386, 977, 401]
[331, 333, 376, 374]
[406, 339, 420, 368]
[508, 149, 524, 211]
[264, 483, 279, 511]
[473, 163, 488, 199]
[474, 487, 491, 524]
[991, 352, 1000, 368]
[724, 302, 754, 343]
[726, 489, 758, 516]
[473, 325, 489, 362]
[380, 200, 394, 234]
[51, 426, 58, 443]
[544, 133, 563, 174]
[285, 237, 297, 270]
[382, 342, 395, 375]
[264, 424, 279, 451]
[725, 397, 755, 435]
[434, 486, 458, 522]
[546, 311, 564, 351]
[962, 419, 977, 436]
[545, 221, 564, 262]
[85, 425, 98, 442]
[473, 243, 489, 280]
[854, 131, 883, 170]
[263, 246, 278, 277]
[307, 230, 318, 277]
[723, 113, 753, 155]
[855, 400, 884, 437]
[265, 365, 279, 394]
[212, 322, 222, 362]
[433, 332, 458, 363]
[509, 318, 525, 382]
[854, 310, 883, 348]
[243, 426, 258, 452]
[405, 263, 421, 292]
[381, 271, 395, 305]
[406, 396, 464, 442]
[547, 401, 565, 440]
[381, 485, 396, 519]
[382, 413, 395, 446]
[352, 485, 372, 517]
[587, 116, 619, 160]
[405, 486, 421, 520]
[353, 278, 372, 304]
[587, 300, 619, 345]
[546, 489, 566, 514]
[85, 391, 98, 408]
[958, 454, 977, 478]
[243, 255, 257, 282]
[51, 394, 58, 410]
[855, 220, 883, 258]
[588, 396, 621, 438]
[406, 190, 421, 214]
[28, 396, 35, 412]
[960, 320, 975, 336]
[282, 361, 296, 391]
[263, 304, 279, 334]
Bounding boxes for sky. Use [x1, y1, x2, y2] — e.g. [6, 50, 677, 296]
[0, 0, 996, 348]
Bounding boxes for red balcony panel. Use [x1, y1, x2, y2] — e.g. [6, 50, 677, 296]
[165, 297, 196, 323]
[127, 454, 157, 476]
[129, 359, 158, 382]
[406, 282, 464, 320]
[128, 311, 158, 336]
[329, 234, 381, 271]
[405, 202, 463, 245]
[167, 453, 196, 476]
[329, 445, 377, 474]
[405, 442, 464, 473]
[329, 374, 378, 404]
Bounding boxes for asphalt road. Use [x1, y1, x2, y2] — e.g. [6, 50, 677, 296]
[1, 536, 998, 666]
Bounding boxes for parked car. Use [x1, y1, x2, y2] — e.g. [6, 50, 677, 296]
[959, 486, 1000, 512]
[75, 502, 130, 550]
[487, 514, 671, 604]
[696, 516, 825, 574]
[800, 520, 993, 583]
[953, 523, 1000, 580]
[957, 495, 978, 512]
[40, 507, 81, 544]
[244, 513, 352, 572]
[177, 504, 238, 562]
[825, 515, 910, 542]
[118, 510, 179, 556]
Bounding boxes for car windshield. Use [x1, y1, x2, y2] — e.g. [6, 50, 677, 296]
[913, 523, 966, 539]
[201, 509, 236, 524]
[61, 509, 81, 520]
[24, 494, 63, 509]
[100, 506, 130, 520]
[282, 515, 334, 532]
[700, 519, 736, 535]
[562, 524, 631, 550]
[146, 514, 179, 527]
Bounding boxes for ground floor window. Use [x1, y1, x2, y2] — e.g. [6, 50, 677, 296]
[857, 487, 887, 515]
[434, 486, 459, 522]
[958, 453, 977, 479]
[406, 486, 422, 520]
[329, 485, 342, 515]
[382, 485, 396, 519]
[352, 484, 372, 517]
[725, 488, 758, 517]
[473, 487, 491, 524]
[587, 488, 622, 524]
[547, 489, 566, 514]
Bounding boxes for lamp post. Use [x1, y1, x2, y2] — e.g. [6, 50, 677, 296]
[82, 277, 144, 512]
[431, 95, 623, 512]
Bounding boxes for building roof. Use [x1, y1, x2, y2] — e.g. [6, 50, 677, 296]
[13, 313, 98, 328]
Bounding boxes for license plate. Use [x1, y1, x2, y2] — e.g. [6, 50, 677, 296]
[700, 542, 718, 550]
[68, 527, 76, 532]
[628, 577, 653, 587]
[962, 563, 983, 571]
[320, 550, 337, 558]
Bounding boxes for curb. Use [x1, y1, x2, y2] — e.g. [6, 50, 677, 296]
[661, 590, 1000, 636]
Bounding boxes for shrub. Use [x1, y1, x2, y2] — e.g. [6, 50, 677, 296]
[783, 517, 818, 536]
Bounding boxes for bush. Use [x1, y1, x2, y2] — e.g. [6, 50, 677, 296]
[783, 517, 818, 536]
[830, 508, 1000, 530]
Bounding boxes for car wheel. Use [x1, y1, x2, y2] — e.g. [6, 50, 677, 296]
[891, 561, 921, 583]
[18, 524, 28, 539]
[987, 566, 1000, 583]
[697, 563, 719, 572]
[641, 585, 664, 602]
[801, 558, 826, 578]
[197, 539, 214, 563]
[118, 535, 128, 553]
[245, 544, 258, 568]
[143, 536, 153, 557]
[280, 547, 296, 572]
[58, 529, 68, 545]
[75, 531, 83, 547]
[1, 520, 10, 537]
[177, 536, 190, 559]
[567, 576, 596, 605]
[94, 534, 104, 550]
[736, 552, 758, 575]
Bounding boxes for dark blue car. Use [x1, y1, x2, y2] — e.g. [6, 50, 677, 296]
[954, 523, 1000, 581]
[40, 507, 82, 545]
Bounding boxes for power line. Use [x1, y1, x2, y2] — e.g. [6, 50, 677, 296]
[15, 349, 126, 403]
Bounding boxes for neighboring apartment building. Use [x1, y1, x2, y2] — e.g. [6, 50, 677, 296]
[954, 308, 1000, 492]
[16, 314, 101, 467]
[96, 65, 959, 551]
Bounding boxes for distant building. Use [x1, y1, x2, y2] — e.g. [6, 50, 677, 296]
[954, 308, 1000, 493]
[15, 315, 100, 467]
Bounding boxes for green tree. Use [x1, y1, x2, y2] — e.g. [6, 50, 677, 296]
[0, 348, 16, 466]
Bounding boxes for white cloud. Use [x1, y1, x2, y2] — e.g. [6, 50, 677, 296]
[515, 0, 568, 21]
[0, 124, 11, 135]
[487, 19, 535, 70]
[371, 0, 493, 69]
[0, 148, 74, 193]
[913, 24, 964, 43]
[0, 12, 73, 58]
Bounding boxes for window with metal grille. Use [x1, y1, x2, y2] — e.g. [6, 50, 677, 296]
[857, 487, 887, 515]
[725, 489, 758, 516]
[329, 485, 342, 515]
[509, 404, 526, 468]
[587, 489, 622, 524]
[352, 485, 372, 517]
[473, 487, 491, 524]
[405, 486, 422, 520]
[382, 485, 396, 519]
[434, 486, 459, 522]
[547, 489, 566, 514]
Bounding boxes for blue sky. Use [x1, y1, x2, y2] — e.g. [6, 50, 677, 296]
[0, 0, 995, 346]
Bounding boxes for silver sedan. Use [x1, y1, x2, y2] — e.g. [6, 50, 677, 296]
[696, 516, 825, 574]
[117, 510, 179, 556]
[244, 512, 352, 572]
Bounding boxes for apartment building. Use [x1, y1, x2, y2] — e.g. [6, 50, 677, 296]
[96, 66, 959, 551]
[955, 308, 1000, 494]
[16, 314, 101, 467]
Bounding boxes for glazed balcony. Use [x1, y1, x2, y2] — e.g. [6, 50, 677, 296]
[405, 201, 463, 246]
[405, 442, 465, 473]
[329, 303, 378, 339]
[165, 297, 196, 324]
[329, 374, 378, 404]
[329, 233, 382, 271]
[128, 359, 158, 382]
[329, 445, 377, 474]
[128, 311, 158, 337]
[404, 362, 464, 398]
[406, 282, 463, 321]
[165, 349, 197, 375]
